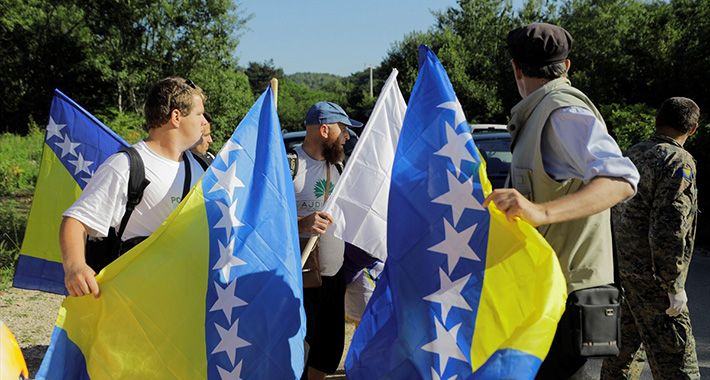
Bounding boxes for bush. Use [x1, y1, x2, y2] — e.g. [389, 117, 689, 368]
[0, 200, 29, 276]
[95, 108, 148, 145]
[0, 120, 44, 196]
[600, 103, 656, 151]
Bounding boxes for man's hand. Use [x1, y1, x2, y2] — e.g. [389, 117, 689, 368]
[483, 188, 548, 226]
[666, 290, 688, 317]
[63, 262, 100, 298]
[298, 211, 334, 235]
[59, 216, 100, 298]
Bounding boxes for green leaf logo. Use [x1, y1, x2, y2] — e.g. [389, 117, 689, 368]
[313, 179, 333, 198]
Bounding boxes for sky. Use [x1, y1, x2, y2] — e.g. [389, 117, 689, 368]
[236, 0, 522, 77]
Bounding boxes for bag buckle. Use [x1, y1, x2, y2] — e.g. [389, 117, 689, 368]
[605, 308, 615, 317]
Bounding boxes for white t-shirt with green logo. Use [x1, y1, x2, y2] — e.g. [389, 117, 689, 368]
[293, 145, 345, 277]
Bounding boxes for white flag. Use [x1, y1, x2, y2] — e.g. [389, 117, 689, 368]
[322, 69, 407, 261]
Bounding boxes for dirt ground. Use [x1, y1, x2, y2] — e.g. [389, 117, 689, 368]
[0, 286, 355, 379]
[0, 287, 64, 378]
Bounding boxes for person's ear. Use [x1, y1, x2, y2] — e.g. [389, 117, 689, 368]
[689, 123, 698, 136]
[319, 124, 330, 139]
[564, 59, 571, 73]
[511, 60, 523, 80]
[170, 109, 181, 128]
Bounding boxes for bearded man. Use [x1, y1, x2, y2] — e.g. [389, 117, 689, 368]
[293, 101, 362, 380]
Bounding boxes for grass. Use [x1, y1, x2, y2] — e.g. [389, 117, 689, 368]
[0, 123, 44, 197]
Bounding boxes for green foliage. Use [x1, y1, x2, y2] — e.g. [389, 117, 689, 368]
[245, 60, 285, 99]
[0, 0, 253, 134]
[599, 103, 656, 151]
[94, 108, 148, 145]
[288, 73, 343, 91]
[0, 200, 29, 275]
[193, 62, 254, 152]
[0, 121, 44, 196]
[276, 79, 347, 132]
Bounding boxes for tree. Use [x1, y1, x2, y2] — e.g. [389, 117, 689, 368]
[192, 61, 253, 151]
[558, 0, 658, 106]
[245, 60, 285, 99]
[0, 0, 253, 134]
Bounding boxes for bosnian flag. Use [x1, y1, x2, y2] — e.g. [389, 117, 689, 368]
[37, 86, 305, 379]
[14, 90, 129, 295]
[345, 45, 566, 380]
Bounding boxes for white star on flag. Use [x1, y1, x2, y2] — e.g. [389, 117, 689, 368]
[218, 140, 244, 159]
[437, 101, 467, 128]
[209, 159, 245, 197]
[54, 134, 80, 158]
[421, 319, 468, 374]
[210, 280, 248, 322]
[213, 199, 245, 241]
[429, 219, 481, 274]
[423, 269, 472, 324]
[45, 116, 66, 141]
[67, 152, 94, 175]
[434, 121, 477, 177]
[211, 319, 251, 366]
[217, 360, 245, 380]
[431, 367, 458, 380]
[212, 237, 247, 281]
[431, 171, 484, 226]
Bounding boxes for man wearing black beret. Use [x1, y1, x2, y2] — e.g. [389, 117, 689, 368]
[483, 23, 640, 379]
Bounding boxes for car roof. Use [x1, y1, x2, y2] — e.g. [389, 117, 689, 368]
[469, 124, 507, 133]
[472, 131, 510, 140]
[282, 130, 306, 139]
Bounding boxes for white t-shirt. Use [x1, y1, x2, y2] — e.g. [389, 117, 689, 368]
[293, 145, 345, 277]
[63, 140, 205, 240]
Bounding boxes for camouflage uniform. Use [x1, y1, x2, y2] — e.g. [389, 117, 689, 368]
[601, 133, 700, 379]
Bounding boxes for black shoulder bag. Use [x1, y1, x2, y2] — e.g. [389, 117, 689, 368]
[567, 223, 623, 358]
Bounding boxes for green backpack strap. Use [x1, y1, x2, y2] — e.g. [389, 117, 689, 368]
[286, 147, 299, 179]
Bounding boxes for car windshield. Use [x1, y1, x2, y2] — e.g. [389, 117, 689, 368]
[476, 138, 512, 174]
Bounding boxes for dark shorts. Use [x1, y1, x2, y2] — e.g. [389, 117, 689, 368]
[536, 305, 588, 379]
[303, 267, 346, 374]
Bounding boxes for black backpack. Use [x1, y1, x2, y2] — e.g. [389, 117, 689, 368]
[84, 148, 209, 273]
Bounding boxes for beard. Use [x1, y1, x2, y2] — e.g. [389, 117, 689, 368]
[322, 133, 345, 165]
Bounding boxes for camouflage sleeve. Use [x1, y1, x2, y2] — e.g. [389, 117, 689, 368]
[648, 155, 697, 293]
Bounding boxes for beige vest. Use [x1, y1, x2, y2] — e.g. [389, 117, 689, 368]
[508, 78, 614, 294]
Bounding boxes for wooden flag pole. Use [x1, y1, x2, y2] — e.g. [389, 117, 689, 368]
[269, 76, 314, 268]
[301, 236, 318, 268]
[270, 78, 278, 108]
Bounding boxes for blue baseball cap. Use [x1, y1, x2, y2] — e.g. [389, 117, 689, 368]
[304, 101, 363, 128]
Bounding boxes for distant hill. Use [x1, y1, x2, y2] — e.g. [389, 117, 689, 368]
[287, 72, 342, 90]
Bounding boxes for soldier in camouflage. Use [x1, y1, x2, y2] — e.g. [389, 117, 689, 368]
[601, 97, 701, 379]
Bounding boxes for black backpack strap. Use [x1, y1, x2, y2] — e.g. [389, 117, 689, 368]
[190, 151, 210, 171]
[286, 147, 299, 179]
[335, 162, 343, 175]
[116, 147, 150, 242]
[182, 151, 192, 199]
